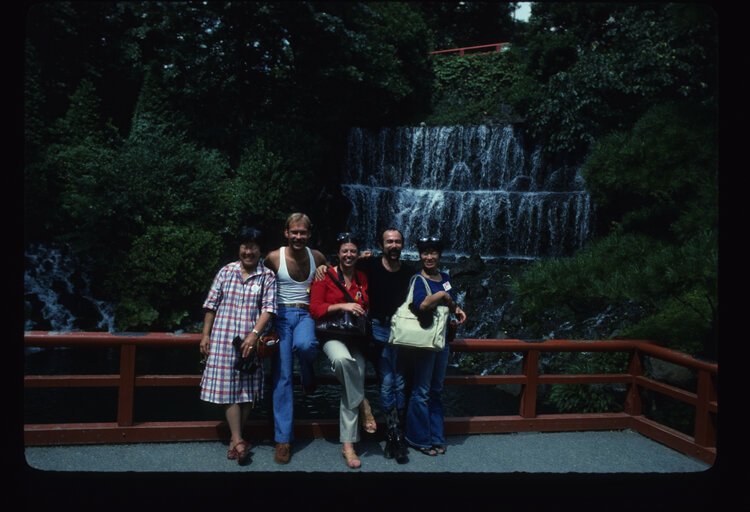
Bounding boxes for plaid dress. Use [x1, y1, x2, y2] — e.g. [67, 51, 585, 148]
[200, 261, 277, 404]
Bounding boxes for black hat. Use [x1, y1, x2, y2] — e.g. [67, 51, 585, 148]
[416, 235, 444, 252]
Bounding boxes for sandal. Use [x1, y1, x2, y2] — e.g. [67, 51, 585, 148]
[433, 444, 446, 455]
[359, 399, 377, 434]
[342, 447, 361, 469]
[416, 445, 438, 456]
[227, 446, 238, 460]
[234, 440, 252, 466]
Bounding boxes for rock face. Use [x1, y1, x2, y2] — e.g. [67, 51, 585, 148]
[439, 255, 517, 341]
[643, 357, 697, 388]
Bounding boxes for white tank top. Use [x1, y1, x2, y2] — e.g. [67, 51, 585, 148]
[277, 246, 316, 304]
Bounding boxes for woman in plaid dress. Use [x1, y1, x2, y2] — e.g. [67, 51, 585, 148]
[200, 227, 277, 465]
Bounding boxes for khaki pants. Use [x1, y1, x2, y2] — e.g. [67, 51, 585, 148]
[322, 338, 366, 443]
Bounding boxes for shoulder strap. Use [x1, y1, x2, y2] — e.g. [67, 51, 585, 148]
[415, 274, 433, 296]
[327, 268, 357, 303]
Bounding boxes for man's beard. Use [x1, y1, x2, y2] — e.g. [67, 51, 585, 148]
[383, 247, 401, 260]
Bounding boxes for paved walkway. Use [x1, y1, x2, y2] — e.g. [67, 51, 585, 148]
[23, 430, 724, 510]
[26, 429, 709, 473]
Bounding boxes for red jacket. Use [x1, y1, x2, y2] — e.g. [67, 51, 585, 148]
[309, 268, 369, 320]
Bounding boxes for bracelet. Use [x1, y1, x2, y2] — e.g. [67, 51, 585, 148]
[251, 329, 260, 336]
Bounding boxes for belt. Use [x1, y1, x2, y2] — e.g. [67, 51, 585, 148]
[279, 302, 309, 310]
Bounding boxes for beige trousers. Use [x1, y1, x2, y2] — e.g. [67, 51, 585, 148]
[322, 338, 366, 443]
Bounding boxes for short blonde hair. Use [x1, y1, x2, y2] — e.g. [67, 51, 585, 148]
[284, 212, 312, 231]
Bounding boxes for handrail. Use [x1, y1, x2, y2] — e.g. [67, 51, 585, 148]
[23, 331, 717, 464]
[428, 42, 511, 57]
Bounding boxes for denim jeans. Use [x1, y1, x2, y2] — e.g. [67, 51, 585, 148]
[404, 342, 450, 448]
[271, 305, 318, 443]
[371, 319, 406, 412]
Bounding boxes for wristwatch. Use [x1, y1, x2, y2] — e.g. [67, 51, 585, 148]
[251, 329, 260, 336]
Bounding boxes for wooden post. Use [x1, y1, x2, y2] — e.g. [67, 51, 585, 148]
[624, 349, 643, 416]
[117, 344, 136, 427]
[694, 369, 717, 447]
[520, 350, 538, 418]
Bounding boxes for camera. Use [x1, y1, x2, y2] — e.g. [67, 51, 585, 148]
[232, 335, 257, 374]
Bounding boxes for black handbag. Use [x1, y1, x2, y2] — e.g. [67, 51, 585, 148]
[315, 268, 371, 339]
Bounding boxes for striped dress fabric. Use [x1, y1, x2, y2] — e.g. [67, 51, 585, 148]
[200, 261, 277, 404]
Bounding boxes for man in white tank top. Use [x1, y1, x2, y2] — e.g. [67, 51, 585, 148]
[264, 213, 329, 464]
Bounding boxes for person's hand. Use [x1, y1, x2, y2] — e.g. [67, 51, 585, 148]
[344, 302, 366, 317]
[454, 306, 467, 325]
[314, 264, 329, 281]
[241, 333, 258, 358]
[360, 250, 373, 259]
[199, 335, 210, 356]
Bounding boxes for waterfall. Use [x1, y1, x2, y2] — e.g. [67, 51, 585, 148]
[24, 244, 116, 333]
[341, 125, 593, 258]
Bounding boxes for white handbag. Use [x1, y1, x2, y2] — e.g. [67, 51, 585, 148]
[388, 275, 449, 351]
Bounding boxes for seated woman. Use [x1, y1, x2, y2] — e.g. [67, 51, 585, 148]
[309, 233, 372, 469]
[404, 235, 467, 456]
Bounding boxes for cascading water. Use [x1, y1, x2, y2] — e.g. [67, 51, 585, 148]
[341, 125, 593, 259]
[24, 244, 116, 333]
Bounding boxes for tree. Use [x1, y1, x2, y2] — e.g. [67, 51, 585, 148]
[507, 3, 718, 157]
[116, 224, 222, 331]
[44, 77, 120, 253]
[414, 1, 517, 49]
[583, 102, 718, 239]
[25, 39, 52, 242]
[223, 138, 304, 239]
[276, 2, 434, 129]
[513, 101, 718, 358]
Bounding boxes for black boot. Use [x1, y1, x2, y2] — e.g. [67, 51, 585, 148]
[383, 430, 397, 459]
[383, 407, 398, 459]
[394, 408, 409, 464]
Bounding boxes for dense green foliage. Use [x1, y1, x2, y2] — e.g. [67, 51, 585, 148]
[24, 1, 444, 330]
[507, 3, 717, 159]
[426, 51, 523, 125]
[25, 0, 719, 378]
[504, 4, 718, 364]
[488, 3, 716, 412]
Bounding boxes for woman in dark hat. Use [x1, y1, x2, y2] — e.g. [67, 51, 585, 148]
[404, 235, 466, 456]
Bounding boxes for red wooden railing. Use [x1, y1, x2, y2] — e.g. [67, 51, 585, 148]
[23, 332, 717, 464]
[428, 42, 511, 57]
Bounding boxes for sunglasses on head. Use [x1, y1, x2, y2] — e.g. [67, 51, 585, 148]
[337, 232, 358, 243]
[418, 236, 442, 244]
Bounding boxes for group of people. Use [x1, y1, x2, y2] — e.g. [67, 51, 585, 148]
[199, 213, 467, 468]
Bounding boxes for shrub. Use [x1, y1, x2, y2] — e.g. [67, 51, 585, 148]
[116, 224, 221, 331]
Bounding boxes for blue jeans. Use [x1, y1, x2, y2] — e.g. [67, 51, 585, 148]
[404, 342, 450, 448]
[272, 305, 318, 443]
[371, 319, 406, 412]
